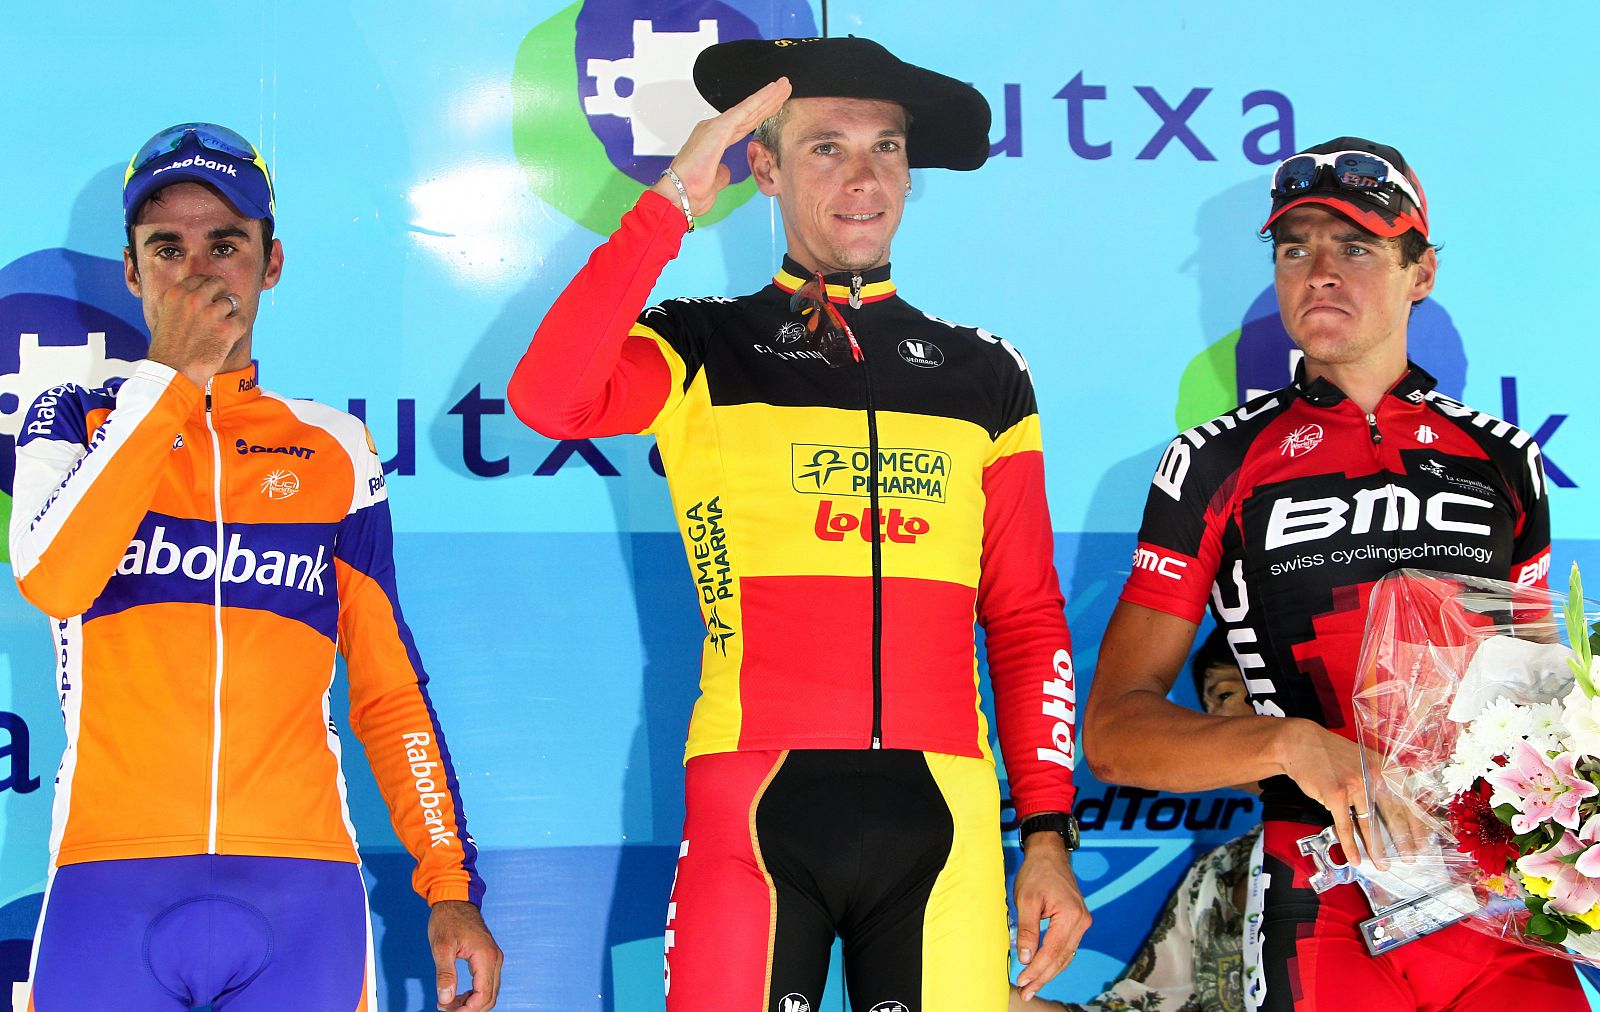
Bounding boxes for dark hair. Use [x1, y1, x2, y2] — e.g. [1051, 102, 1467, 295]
[1395, 228, 1434, 268]
[1189, 625, 1237, 701]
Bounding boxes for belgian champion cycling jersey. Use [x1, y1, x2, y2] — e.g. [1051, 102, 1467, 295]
[509, 190, 1077, 823]
[1120, 364, 1550, 820]
[512, 190, 1076, 1011]
[9, 362, 480, 905]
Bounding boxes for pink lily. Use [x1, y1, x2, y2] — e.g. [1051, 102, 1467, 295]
[1486, 741, 1599, 833]
[1519, 829, 1600, 915]
[1577, 814, 1600, 878]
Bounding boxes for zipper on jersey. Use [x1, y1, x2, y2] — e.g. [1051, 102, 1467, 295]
[1366, 412, 1383, 445]
[849, 273, 864, 310]
[204, 378, 226, 853]
[853, 312, 884, 749]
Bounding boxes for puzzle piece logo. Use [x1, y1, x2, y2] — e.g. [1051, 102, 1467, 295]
[0, 249, 148, 562]
[512, 0, 816, 236]
[583, 18, 723, 163]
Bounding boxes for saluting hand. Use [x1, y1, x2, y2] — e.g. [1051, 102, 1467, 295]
[650, 76, 792, 219]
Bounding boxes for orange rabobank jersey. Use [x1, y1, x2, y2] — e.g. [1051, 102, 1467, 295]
[8, 361, 481, 905]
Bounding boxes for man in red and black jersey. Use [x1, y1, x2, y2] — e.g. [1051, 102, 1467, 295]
[509, 37, 1086, 1012]
[1085, 138, 1584, 1009]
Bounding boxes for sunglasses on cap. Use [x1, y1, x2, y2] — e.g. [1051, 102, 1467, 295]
[1270, 150, 1423, 213]
[788, 272, 864, 368]
[124, 123, 273, 193]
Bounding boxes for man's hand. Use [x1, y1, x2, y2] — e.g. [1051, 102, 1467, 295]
[145, 274, 249, 390]
[1013, 831, 1090, 1002]
[429, 899, 503, 1011]
[650, 76, 792, 218]
[1278, 719, 1390, 870]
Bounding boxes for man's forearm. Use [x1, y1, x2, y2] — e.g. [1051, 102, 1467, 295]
[1085, 687, 1300, 793]
[507, 190, 685, 439]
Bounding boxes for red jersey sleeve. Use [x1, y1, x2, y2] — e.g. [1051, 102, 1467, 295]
[1119, 422, 1245, 624]
[979, 361, 1076, 821]
[508, 190, 692, 439]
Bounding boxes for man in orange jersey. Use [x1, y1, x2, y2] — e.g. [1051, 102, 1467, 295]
[9, 123, 501, 1012]
[510, 38, 1087, 1012]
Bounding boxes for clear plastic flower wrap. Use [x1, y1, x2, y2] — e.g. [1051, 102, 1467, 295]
[1352, 565, 1600, 963]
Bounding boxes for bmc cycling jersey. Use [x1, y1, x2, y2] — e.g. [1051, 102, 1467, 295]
[9, 362, 481, 905]
[509, 189, 1076, 822]
[1121, 364, 1550, 821]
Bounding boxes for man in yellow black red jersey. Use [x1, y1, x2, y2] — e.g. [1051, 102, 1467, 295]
[509, 37, 1087, 1012]
[1085, 138, 1584, 1010]
[8, 123, 501, 1011]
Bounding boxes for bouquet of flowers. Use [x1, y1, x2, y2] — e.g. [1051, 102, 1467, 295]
[1352, 564, 1600, 962]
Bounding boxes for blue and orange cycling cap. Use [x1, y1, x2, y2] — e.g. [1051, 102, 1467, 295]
[1262, 136, 1428, 240]
[123, 122, 274, 228]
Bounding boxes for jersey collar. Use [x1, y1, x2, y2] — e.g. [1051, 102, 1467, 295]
[208, 362, 263, 407]
[1292, 360, 1437, 408]
[772, 255, 897, 305]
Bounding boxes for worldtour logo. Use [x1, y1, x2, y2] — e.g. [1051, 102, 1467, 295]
[117, 525, 330, 596]
[1278, 423, 1322, 457]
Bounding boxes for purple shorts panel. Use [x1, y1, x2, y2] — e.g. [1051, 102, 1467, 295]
[30, 855, 369, 1012]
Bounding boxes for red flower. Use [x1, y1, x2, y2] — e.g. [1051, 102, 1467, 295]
[1448, 779, 1520, 875]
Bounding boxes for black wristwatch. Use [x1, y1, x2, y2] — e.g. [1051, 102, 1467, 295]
[1019, 812, 1081, 851]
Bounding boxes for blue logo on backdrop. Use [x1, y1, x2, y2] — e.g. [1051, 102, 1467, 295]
[987, 75, 1297, 164]
[576, 0, 771, 186]
[0, 249, 148, 533]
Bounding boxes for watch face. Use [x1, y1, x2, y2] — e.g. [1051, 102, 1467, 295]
[1062, 815, 1081, 849]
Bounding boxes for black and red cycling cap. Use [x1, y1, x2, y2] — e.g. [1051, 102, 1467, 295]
[1262, 136, 1429, 240]
[693, 35, 991, 171]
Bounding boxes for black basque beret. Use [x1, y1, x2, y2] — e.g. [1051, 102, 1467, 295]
[693, 36, 992, 171]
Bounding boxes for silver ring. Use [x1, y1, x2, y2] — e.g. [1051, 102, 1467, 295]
[222, 294, 240, 317]
[1354, 810, 1373, 820]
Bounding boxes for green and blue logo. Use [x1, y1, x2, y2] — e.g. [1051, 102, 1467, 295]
[513, 0, 816, 235]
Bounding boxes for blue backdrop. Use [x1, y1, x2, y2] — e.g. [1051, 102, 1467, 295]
[2, 3, 1597, 1009]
